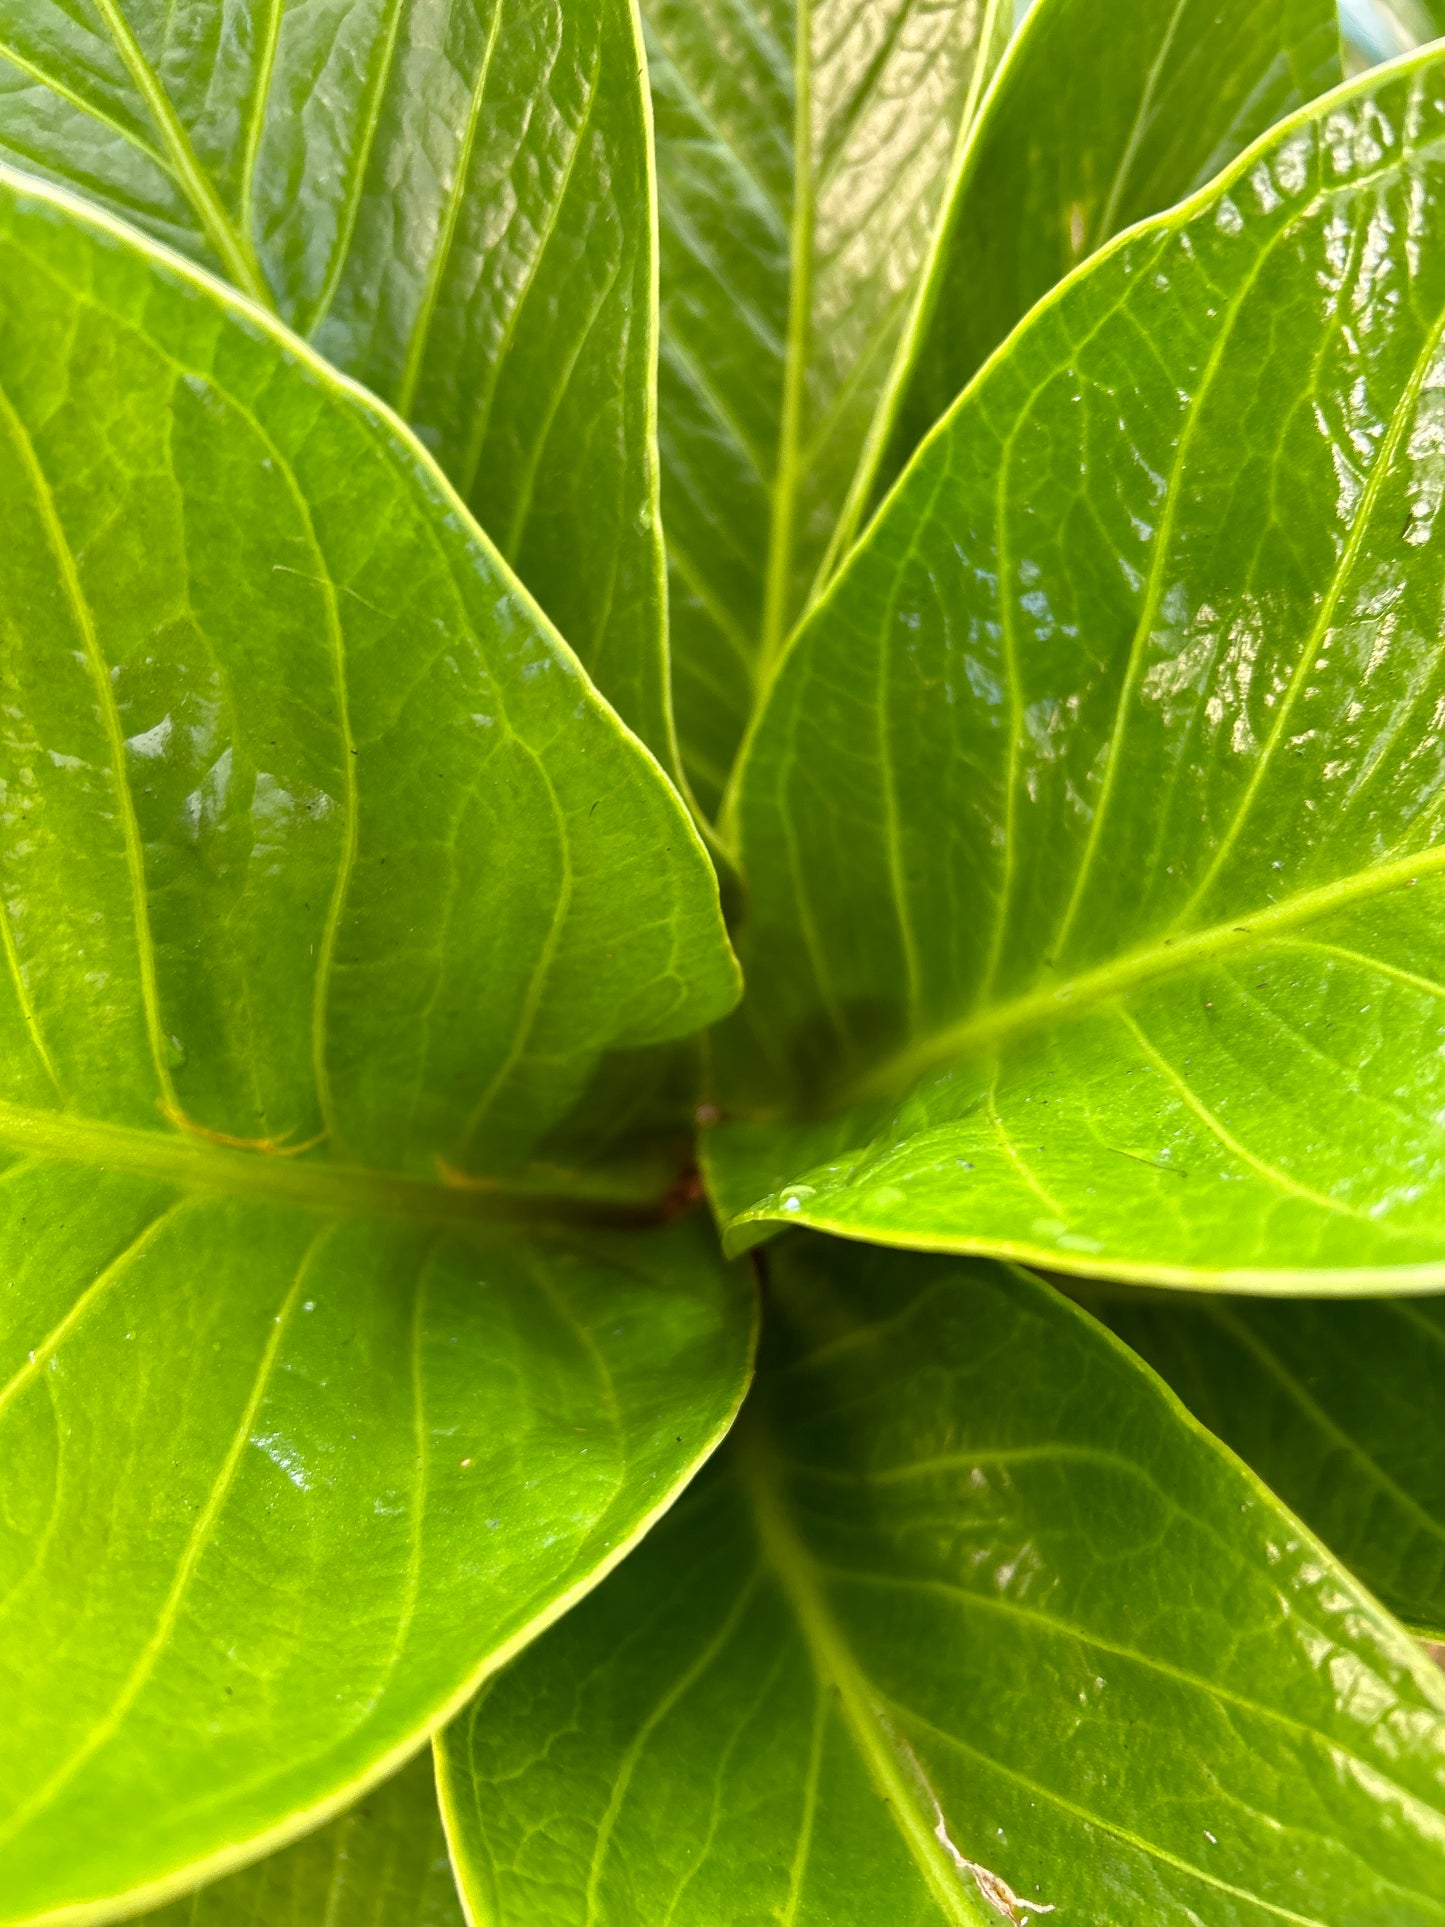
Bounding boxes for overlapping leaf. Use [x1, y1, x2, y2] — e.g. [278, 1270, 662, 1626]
[651, 0, 1339, 812]
[0, 166, 735, 1178]
[0, 0, 673, 758]
[1093, 1288, 1445, 1640]
[438, 1236, 1445, 1925]
[854, 0, 1341, 534]
[708, 49, 1445, 1289]
[139, 1752, 462, 1927]
[0, 171, 751, 1923]
[645, 0, 1013, 811]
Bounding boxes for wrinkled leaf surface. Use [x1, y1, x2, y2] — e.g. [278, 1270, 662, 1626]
[0, 0, 673, 756]
[862, 0, 1340, 526]
[0, 171, 750, 1924]
[439, 1237, 1445, 1925]
[139, 1752, 462, 1927]
[645, 0, 1011, 810]
[1094, 1287, 1445, 1641]
[710, 52, 1445, 1289]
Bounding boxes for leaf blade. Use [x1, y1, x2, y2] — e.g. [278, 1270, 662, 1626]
[1093, 1287, 1445, 1641]
[647, 0, 1010, 813]
[438, 1237, 1445, 1925]
[0, 167, 751, 1921]
[710, 49, 1445, 1287]
[0, 0, 675, 760]
[0, 1190, 753, 1924]
[854, 0, 1342, 536]
[0, 162, 736, 1174]
[133, 1746, 462, 1925]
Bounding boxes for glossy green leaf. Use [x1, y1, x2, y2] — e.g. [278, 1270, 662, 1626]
[1089, 1287, 1445, 1642]
[1, 1199, 753, 1924]
[0, 170, 752, 1922]
[645, 0, 1012, 813]
[0, 164, 736, 1183]
[2, 1194, 759, 1919]
[0, 0, 673, 759]
[438, 1235, 1445, 1925]
[708, 49, 1445, 1290]
[138, 1751, 463, 1927]
[854, 0, 1341, 535]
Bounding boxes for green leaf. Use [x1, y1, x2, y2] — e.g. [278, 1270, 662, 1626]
[437, 1236, 1445, 1925]
[0, 164, 736, 1179]
[1089, 1287, 1445, 1642]
[0, 170, 752, 1921]
[708, 49, 1445, 1290]
[645, 0, 1013, 814]
[855, 0, 1341, 533]
[136, 1751, 463, 1927]
[0, 0, 674, 760]
[1, 1203, 753, 1925]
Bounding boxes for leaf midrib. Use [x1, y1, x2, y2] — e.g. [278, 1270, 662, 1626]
[0, 1100, 669, 1229]
[89, 0, 272, 307]
[757, 0, 814, 680]
[733, 1410, 996, 1927]
[848, 842, 1445, 1105]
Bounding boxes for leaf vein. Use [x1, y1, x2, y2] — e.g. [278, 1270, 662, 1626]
[0, 1199, 188, 1420]
[88, 0, 271, 304]
[1116, 1007, 1383, 1225]
[0, 1225, 319, 1848]
[0, 379, 180, 1115]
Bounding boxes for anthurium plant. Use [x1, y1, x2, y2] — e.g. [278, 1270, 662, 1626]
[2, 0, 1445, 1920]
